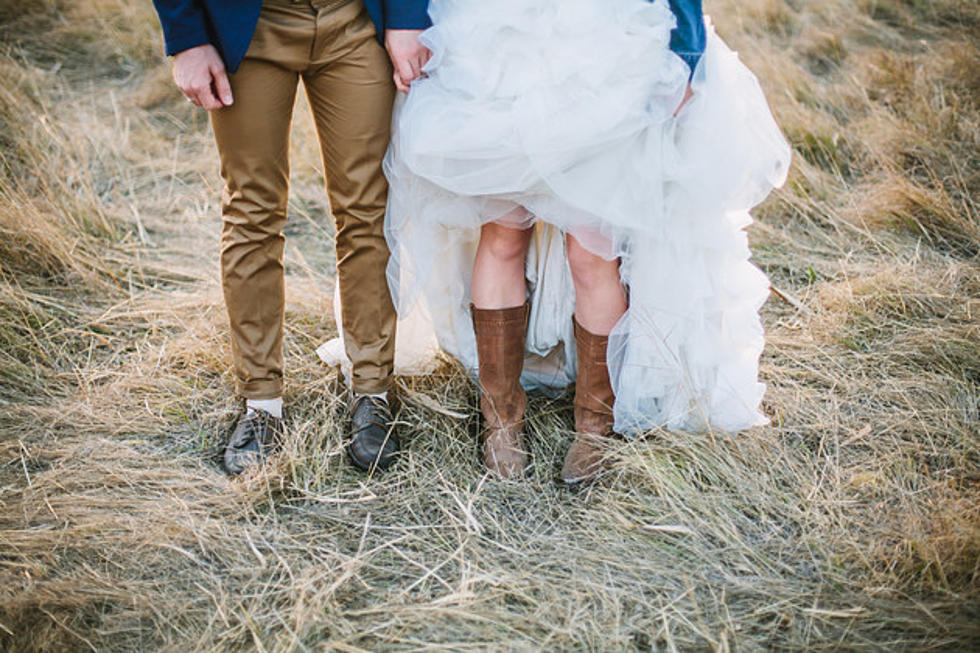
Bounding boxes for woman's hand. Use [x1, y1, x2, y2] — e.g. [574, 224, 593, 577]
[674, 83, 693, 117]
[385, 29, 432, 92]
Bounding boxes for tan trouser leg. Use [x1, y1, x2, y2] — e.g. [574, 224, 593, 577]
[210, 0, 396, 398]
[211, 57, 298, 399]
[304, 1, 397, 394]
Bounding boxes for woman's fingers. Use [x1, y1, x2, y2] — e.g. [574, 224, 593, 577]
[393, 70, 410, 93]
[408, 55, 422, 81]
[674, 83, 694, 117]
[396, 59, 416, 90]
[385, 29, 430, 92]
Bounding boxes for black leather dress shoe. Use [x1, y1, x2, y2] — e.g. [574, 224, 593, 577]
[223, 409, 283, 475]
[347, 395, 399, 472]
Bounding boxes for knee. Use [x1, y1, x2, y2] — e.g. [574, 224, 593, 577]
[566, 236, 610, 286]
[222, 180, 288, 242]
[221, 211, 286, 249]
[481, 224, 531, 264]
[336, 208, 386, 253]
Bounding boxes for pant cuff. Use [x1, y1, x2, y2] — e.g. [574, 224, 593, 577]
[239, 378, 283, 400]
[351, 375, 394, 396]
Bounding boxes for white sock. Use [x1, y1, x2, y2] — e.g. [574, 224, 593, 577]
[246, 397, 283, 418]
[357, 391, 388, 403]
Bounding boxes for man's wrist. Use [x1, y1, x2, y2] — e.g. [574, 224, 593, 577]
[174, 43, 216, 59]
[164, 31, 212, 58]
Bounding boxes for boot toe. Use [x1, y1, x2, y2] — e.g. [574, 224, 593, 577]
[483, 436, 528, 479]
[559, 435, 604, 486]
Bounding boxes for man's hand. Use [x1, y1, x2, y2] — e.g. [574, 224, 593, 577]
[674, 83, 693, 117]
[385, 29, 431, 92]
[173, 44, 233, 111]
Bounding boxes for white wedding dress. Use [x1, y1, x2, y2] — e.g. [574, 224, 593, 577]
[319, 0, 791, 434]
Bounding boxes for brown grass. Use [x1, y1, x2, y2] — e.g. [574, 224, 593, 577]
[1, 0, 978, 650]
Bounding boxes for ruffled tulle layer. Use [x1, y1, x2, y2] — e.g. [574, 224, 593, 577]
[323, 0, 791, 433]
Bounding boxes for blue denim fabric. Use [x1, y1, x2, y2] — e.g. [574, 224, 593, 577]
[665, 0, 706, 75]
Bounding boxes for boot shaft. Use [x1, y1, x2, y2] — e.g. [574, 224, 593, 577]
[573, 317, 615, 435]
[471, 302, 529, 429]
[471, 302, 530, 477]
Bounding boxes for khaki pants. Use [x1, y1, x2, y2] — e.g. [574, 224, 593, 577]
[211, 0, 397, 399]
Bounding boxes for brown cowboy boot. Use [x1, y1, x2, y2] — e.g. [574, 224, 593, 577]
[561, 317, 616, 485]
[471, 302, 530, 478]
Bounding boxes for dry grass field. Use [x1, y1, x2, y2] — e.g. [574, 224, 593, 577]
[0, 0, 977, 650]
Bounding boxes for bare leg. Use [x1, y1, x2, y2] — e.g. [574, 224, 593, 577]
[470, 214, 533, 478]
[561, 233, 625, 485]
[471, 219, 533, 309]
[565, 233, 627, 335]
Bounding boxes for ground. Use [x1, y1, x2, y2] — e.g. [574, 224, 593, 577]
[0, 0, 977, 650]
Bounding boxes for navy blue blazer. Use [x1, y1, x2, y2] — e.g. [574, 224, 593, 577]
[152, 0, 704, 75]
[152, 0, 432, 73]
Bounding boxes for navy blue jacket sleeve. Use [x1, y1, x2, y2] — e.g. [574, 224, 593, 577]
[152, 0, 212, 56]
[383, 0, 432, 30]
[666, 0, 705, 75]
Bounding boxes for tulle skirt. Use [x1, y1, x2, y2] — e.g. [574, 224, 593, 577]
[319, 0, 791, 434]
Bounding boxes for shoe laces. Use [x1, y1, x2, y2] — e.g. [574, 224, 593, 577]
[238, 409, 279, 443]
[352, 395, 394, 430]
